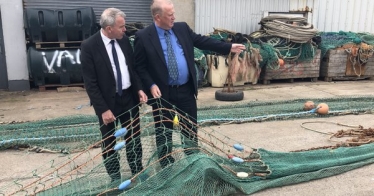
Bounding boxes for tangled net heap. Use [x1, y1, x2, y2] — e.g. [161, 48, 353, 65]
[1, 96, 374, 195]
[207, 15, 319, 72]
[259, 15, 318, 43]
[318, 31, 374, 58]
[250, 15, 319, 69]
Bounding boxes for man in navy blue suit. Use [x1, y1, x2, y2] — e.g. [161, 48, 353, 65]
[134, 0, 245, 168]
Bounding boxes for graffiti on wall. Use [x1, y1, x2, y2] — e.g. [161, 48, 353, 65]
[41, 49, 81, 73]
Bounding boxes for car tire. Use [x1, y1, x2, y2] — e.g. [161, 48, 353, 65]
[215, 90, 244, 101]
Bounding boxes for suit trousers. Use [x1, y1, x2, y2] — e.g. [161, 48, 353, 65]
[152, 81, 198, 168]
[98, 89, 143, 180]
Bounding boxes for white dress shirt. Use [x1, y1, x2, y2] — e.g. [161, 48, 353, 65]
[100, 30, 131, 91]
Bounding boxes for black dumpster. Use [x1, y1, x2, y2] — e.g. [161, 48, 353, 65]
[28, 46, 83, 86]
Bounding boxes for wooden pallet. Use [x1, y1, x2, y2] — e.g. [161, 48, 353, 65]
[35, 41, 82, 49]
[38, 83, 85, 92]
[261, 77, 319, 85]
[320, 48, 374, 81]
[322, 76, 374, 82]
[260, 50, 321, 85]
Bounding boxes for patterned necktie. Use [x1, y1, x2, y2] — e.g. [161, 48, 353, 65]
[164, 31, 179, 81]
[110, 40, 123, 96]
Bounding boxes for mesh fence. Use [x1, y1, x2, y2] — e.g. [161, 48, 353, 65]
[1, 96, 374, 195]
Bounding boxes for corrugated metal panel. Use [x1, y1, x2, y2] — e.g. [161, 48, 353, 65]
[308, 0, 374, 32]
[23, 0, 153, 24]
[196, 0, 374, 34]
[289, 0, 314, 24]
[195, 0, 290, 35]
[289, 0, 314, 11]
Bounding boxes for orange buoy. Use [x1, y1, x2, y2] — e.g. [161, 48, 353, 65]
[303, 101, 315, 111]
[316, 103, 329, 115]
[279, 58, 285, 68]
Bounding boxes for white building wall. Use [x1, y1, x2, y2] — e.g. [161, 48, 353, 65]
[195, 0, 374, 35]
[195, 0, 290, 35]
[311, 0, 374, 32]
[0, 0, 29, 91]
[174, 0, 195, 30]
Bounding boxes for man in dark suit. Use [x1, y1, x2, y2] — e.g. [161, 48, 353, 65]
[133, 0, 245, 168]
[81, 8, 148, 181]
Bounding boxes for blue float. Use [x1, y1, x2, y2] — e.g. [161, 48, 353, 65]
[118, 180, 132, 190]
[233, 143, 244, 151]
[309, 108, 317, 113]
[114, 128, 128, 138]
[113, 141, 126, 151]
[232, 157, 244, 163]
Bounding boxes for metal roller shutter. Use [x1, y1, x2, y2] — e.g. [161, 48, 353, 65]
[23, 0, 153, 24]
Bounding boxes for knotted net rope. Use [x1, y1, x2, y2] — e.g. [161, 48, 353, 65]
[1, 96, 374, 195]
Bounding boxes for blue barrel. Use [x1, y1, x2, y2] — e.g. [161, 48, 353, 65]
[28, 47, 83, 86]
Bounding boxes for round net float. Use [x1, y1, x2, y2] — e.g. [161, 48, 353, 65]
[118, 179, 132, 190]
[114, 128, 128, 138]
[303, 101, 315, 111]
[114, 141, 126, 151]
[237, 172, 249, 178]
[233, 143, 244, 151]
[278, 58, 285, 68]
[232, 156, 244, 163]
[316, 103, 329, 115]
[173, 114, 179, 126]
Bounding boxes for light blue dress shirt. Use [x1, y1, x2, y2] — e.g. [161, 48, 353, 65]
[155, 25, 189, 85]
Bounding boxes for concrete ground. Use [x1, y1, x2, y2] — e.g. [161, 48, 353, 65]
[1, 79, 374, 195]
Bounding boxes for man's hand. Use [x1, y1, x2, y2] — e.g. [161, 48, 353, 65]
[150, 85, 162, 98]
[230, 44, 246, 53]
[138, 90, 148, 103]
[102, 110, 116, 125]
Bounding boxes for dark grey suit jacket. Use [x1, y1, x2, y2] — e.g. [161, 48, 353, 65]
[81, 31, 143, 115]
[133, 22, 231, 99]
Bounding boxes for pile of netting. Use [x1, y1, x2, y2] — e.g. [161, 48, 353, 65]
[1, 96, 374, 195]
[258, 15, 318, 44]
[318, 31, 374, 58]
[207, 15, 319, 71]
[2, 96, 374, 152]
[194, 47, 209, 87]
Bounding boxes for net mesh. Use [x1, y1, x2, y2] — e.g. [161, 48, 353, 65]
[1, 96, 374, 195]
[207, 28, 318, 71]
[318, 31, 374, 58]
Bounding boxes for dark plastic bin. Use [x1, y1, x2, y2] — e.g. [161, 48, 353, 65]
[28, 46, 83, 86]
[55, 7, 97, 42]
[24, 7, 97, 43]
[24, 8, 58, 43]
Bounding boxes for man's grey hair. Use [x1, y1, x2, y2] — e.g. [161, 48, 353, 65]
[100, 8, 126, 28]
[151, 0, 173, 17]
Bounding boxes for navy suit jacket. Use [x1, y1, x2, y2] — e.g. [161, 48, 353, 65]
[81, 31, 143, 115]
[133, 22, 231, 99]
